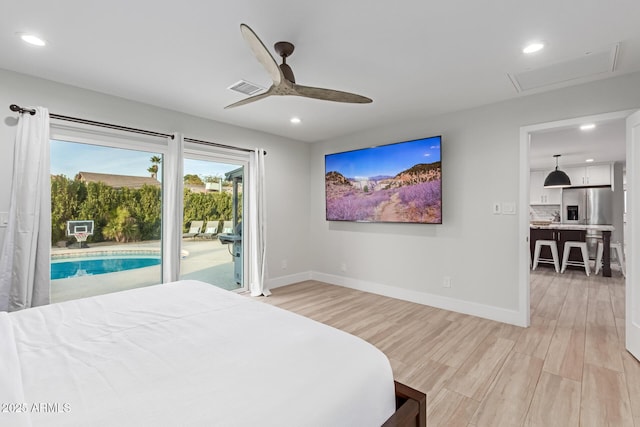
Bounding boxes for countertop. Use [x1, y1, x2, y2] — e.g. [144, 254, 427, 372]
[530, 223, 614, 231]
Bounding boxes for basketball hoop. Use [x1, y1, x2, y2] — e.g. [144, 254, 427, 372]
[73, 232, 89, 248]
[74, 232, 88, 243]
[66, 221, 94, 249]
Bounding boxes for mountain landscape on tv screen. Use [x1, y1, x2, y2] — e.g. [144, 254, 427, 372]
[325, 161, 441, 223]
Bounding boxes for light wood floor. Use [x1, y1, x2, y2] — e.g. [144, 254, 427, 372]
[260, 269, 640, 427]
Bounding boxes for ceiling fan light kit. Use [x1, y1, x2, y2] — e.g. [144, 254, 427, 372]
[225, 24, 372, 109]
[543, 154, 572, 188]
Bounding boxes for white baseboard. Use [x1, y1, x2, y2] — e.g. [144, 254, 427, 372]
[310, 271, 526, 327]
[266, 271, 312, 290]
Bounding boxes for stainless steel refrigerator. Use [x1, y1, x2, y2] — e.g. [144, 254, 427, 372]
[562, 187, 613, 259]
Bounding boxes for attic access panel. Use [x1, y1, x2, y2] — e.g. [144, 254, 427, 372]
[508, 44, 619, 92]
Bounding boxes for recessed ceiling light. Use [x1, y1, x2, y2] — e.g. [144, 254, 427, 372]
[19, 33, 46, 47]
[522, 42, 544, 54]
[585, 158, 595, 163]
[290, 117, 301, 124]
[580, 123, 596, 131]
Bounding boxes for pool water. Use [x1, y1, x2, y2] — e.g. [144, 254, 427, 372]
[51, 257, 161, 280]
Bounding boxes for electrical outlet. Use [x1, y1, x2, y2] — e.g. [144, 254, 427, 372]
[492, 203, 501, 214]
[0, 212, 7, 228]
[281, 259, 287, 270]
[340, 262, 347, 272]
[443, 276, 451, 288]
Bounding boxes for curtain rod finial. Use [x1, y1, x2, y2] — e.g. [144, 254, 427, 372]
[9, 104, 36, 115]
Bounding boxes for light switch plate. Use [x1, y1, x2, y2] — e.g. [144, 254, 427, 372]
[502, 202, 516, 215]
[492, 203, 501, 214]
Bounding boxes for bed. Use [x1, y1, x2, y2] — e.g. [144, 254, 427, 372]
[1, 280, 425, 426]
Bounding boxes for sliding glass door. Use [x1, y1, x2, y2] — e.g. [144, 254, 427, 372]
[48, 128, 252, 302]
[50, 139, 163, 302]
[180, 155, 246, 291]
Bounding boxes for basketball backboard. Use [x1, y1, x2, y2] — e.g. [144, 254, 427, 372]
[66, 220, 95, 236]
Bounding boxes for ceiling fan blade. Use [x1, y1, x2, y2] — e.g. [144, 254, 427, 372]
[240, 24, 283, 85]
[224, 89, 273, 109]
[292, 84, 373, 104]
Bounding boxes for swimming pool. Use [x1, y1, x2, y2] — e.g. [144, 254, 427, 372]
[51, 256, 161, 280]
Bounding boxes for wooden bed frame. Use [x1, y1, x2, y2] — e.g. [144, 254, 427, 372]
[383, 381, 427, 427]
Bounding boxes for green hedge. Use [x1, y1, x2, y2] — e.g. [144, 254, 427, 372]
[51, 175, 235, 244]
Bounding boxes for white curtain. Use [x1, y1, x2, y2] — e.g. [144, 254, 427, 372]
[0, 107, 51, 311]
[248, 148, 269, 296]
[162, 132, 184, 283]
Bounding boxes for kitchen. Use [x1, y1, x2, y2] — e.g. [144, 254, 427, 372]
[529, 117, 626, 277]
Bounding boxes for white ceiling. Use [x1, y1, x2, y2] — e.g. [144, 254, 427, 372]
[2, 0, 640, 143]
[530, 118, 626, 170]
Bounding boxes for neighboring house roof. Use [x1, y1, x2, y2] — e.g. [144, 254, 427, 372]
[75, 172, 160, 189]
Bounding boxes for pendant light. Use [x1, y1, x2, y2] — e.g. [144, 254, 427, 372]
[544, 154, 571, 188]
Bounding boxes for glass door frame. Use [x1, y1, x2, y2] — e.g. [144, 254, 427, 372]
[51, 123, 170, 282]
[183, 146, 249, 292]
[50, 123, 251, 293]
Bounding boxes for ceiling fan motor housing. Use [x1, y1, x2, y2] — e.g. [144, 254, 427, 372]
[279, 63, 295, 83]
[274, 41, 296, 83]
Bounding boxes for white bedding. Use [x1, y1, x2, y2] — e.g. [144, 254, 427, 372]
[1, 280, 395, 426]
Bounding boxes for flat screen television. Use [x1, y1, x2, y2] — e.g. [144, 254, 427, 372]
[325, 135, 441, 224]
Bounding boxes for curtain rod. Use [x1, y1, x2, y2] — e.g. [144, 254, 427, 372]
[9, 104, 262, 155]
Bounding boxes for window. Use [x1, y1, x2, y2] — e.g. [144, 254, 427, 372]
[180, 156, 246, 291]
[48, 125, 254, 302]
[50, 139, 164, 302]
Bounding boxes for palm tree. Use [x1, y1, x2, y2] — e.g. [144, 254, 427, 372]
[148, 155, 161, 178]
[103, 207, 140, 243]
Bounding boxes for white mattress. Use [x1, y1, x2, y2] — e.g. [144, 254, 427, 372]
[1, 280, 395, 426]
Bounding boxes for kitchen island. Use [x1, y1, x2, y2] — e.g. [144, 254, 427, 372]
[530, 223, 614, 277]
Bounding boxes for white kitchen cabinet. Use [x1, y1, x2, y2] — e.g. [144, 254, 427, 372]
[565, 164, 612, 186]
[530, 170, 562, 205]
[586, 164, 613, 185]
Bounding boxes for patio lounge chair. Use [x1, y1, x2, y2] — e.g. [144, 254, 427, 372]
[183, 220, 203, 239]
[220, 220, 234, 234]
[199, 220, 221, 239]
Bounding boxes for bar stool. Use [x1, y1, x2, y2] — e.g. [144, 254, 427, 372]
[532, 240, 560, 273]
[560, 241, 590, 276]
[595, 241, 626, 277]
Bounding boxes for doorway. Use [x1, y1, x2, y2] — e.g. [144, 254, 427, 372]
[49, 125, 255, 302]
[180, 155, 246, 291]
[519, 109, 635, 326]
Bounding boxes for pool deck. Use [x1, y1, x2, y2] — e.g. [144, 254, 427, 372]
[51, 238, 239, 303]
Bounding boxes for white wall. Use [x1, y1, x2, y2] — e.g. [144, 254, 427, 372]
[309, 71, 640, 325]
[0, 68, 312, 284]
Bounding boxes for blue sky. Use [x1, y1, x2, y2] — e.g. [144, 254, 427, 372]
[50, 140, 240, 181]
[325, 136, 441, 178]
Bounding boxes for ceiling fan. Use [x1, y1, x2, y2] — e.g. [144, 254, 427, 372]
[225, 24, 373, 109]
